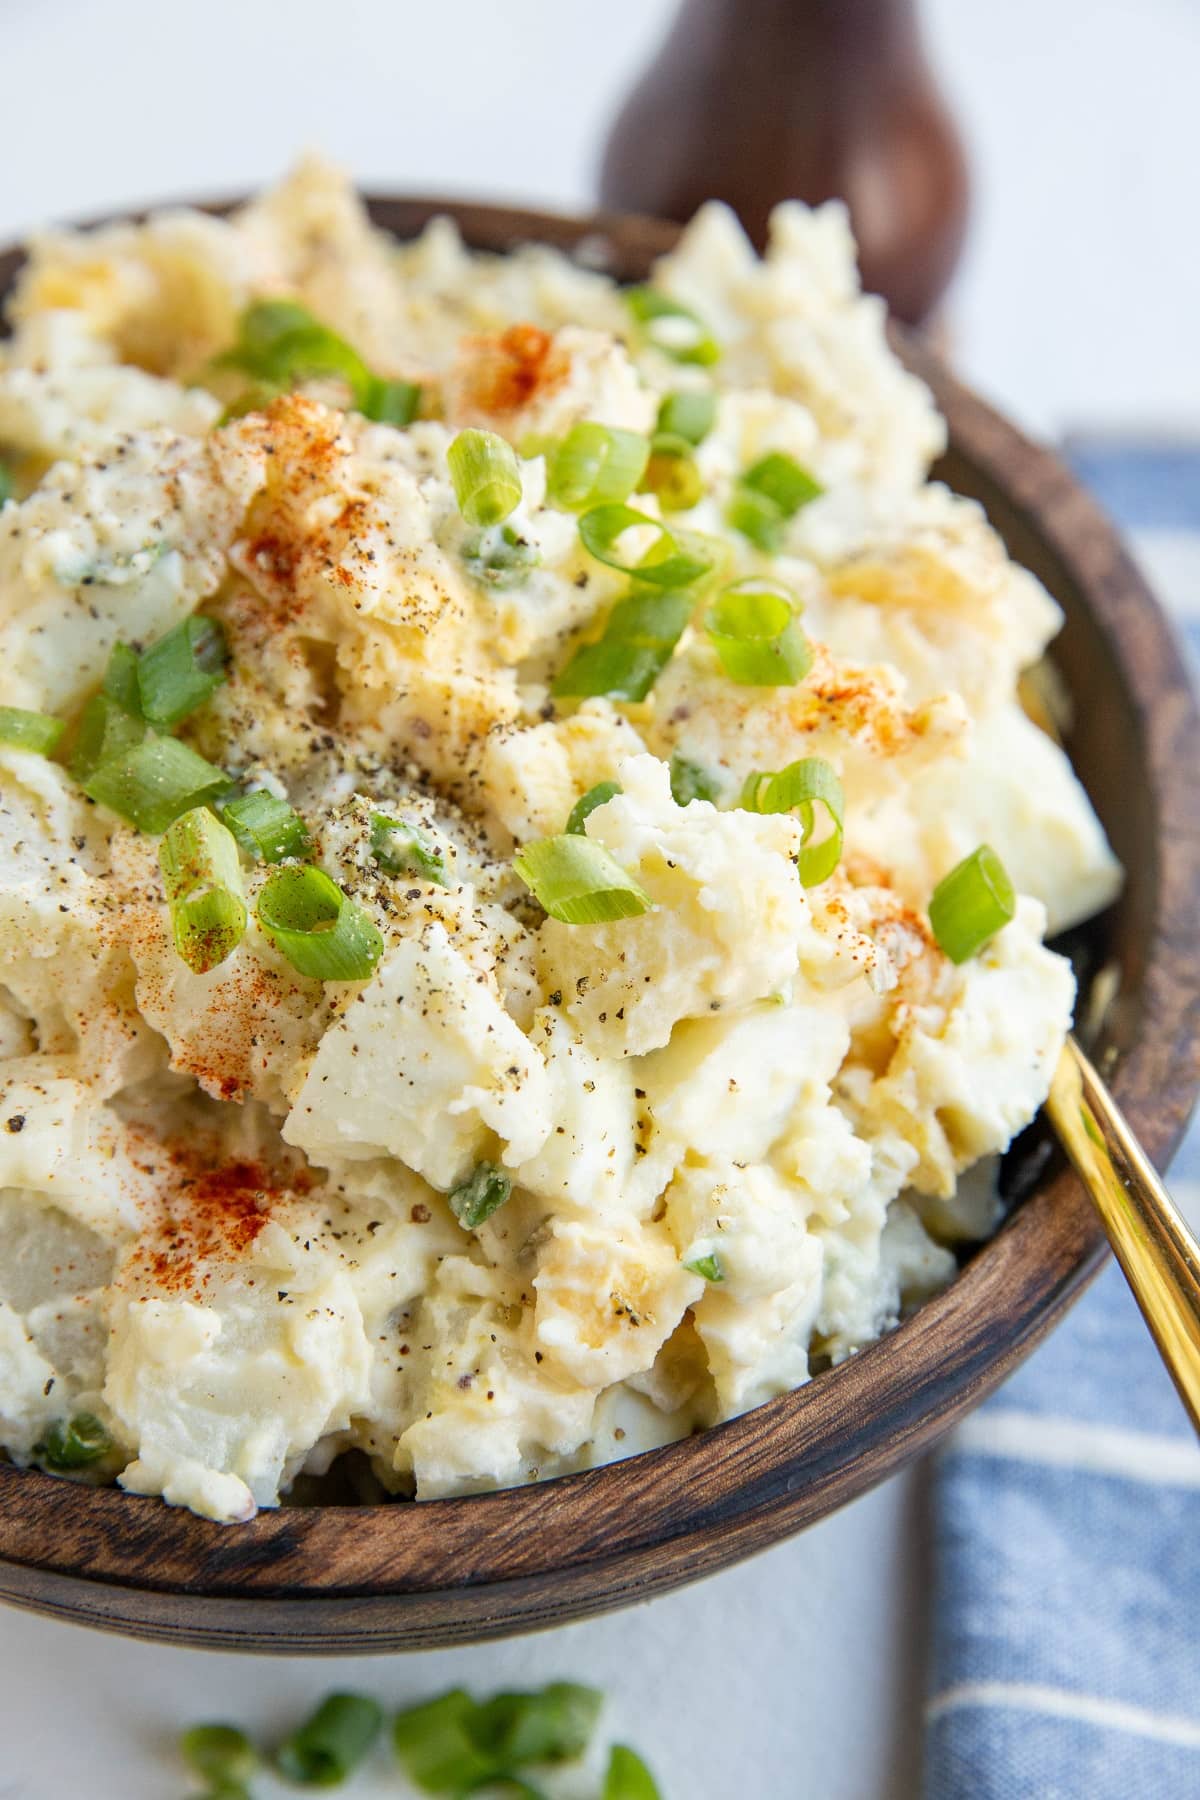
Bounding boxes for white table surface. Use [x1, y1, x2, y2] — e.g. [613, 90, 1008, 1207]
[0, 4, 1196, 1796]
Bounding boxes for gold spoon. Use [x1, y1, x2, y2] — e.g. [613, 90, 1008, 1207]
[1047, 1034, 1200, 1431]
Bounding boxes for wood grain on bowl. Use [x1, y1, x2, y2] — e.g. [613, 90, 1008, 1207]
[0, 198, 1197, 1654]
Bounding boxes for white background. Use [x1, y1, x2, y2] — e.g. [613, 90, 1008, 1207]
[0, 4, 1195, 1796]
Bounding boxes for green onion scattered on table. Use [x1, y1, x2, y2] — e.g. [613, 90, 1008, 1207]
[180, 1723, 259, 1789]
[929, 843, 1016, 963]
[604, 1742, 663, 1799]
[274, 1691, 383, 1788]
[514, 835, 652, 925]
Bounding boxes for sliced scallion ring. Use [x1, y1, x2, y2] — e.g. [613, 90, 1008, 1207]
[448, 1163, 512, 1231]
[468, 1682, 603, 1767]
[929, 844, 1016, 963]
[136, 615, 228, 728]
[739, 755, 844, 886]
[547, 422, 650, 511]
[447, 428, 523, 527]
[641, 433, 704, 512]
[82, 733, 230, 834]
[274, 1692, 383, 1788]
[565, 781, 621, 835]
[391, 1691, 502, 1795]
[625, 287, 721, 366]
[0, 706, 64, 755]
[705, 580, 812, 686]
[160, 806, 247, 973]
[742, 450, 823, 515]
[604, 1743, 663, 1800]
[68, 693, 146, 783]
[216, 300, 419, 426]
[552, 588, 693, 702]
[578, 503, 714, 588]
[370, 812, 448, 885]
[363, 375, 421, 426]
[221, 789, 312, 863]
[726, 483, 786, 552]
[180, 1724, 260, 1789]
[656, 389, 716, 446]
[256, 865, 384, 981]
[513, 835, 652, 924]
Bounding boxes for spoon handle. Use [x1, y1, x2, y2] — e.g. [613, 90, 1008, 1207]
[1047, 1033, 1200, 1433]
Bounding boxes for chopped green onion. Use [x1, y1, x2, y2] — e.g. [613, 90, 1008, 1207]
[684, 1252, 724, 1282]
[740, 755, 844, 885]
[159, 807, 247, 973]
[578, 503, 715, 589]
[392, 1691, 501, 1796]
[547, 422, 650, 512]
[565, 781, 622, 835]
[447, 428, 522, 527]
[82, 734, 230, 834]
[625, 287, 720, 366]
[641, 434, 704, 512]
[218, 300, 372, 399]
[102, 642, 143, 715]
[217, 301, 418, 426]
[514, 835, 652, 925]
[604, 1744, 663, 1800]
[370, 812, 448, 885]
[0, 459, 12, 506]
[68, 692, 147, 783]
[742, 450, 823, 515]
[552, 588, 692, 703]
[180, 1724, 259, 1788]
[221, 789, 312, 863]
[929, 844, 1017, 963]
[219, 381, 283, 425]
[462, 523, 541, 590]
[0, 707, 64, 755]
[706, 581, 811, 686]
[726, 484, 787, 552]
[668, 753, 720, 806]
[39, 1412, 112, 1469]
[469, 1684, 603, 1767]
[256, 865, 384, 982]
[136, 615, 228, 728]
[274, 1692, 383, 1788]
[656, 389, 716, 446]
[363, 375, 421, 427]
[449, 1163, 512, 1230]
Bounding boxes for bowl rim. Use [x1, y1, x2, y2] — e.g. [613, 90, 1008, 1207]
[0, 192, 1197, 1653]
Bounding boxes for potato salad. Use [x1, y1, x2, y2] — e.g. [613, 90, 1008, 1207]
[0, 161, 1121, 1522]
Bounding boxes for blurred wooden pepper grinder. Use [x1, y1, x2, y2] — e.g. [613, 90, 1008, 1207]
[598, 0, 969, 327]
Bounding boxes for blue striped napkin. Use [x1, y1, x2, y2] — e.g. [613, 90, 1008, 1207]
[923, 441, 1200, 1800]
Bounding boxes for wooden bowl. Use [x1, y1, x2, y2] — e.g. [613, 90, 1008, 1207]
[0, 198, 1196, 1654]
